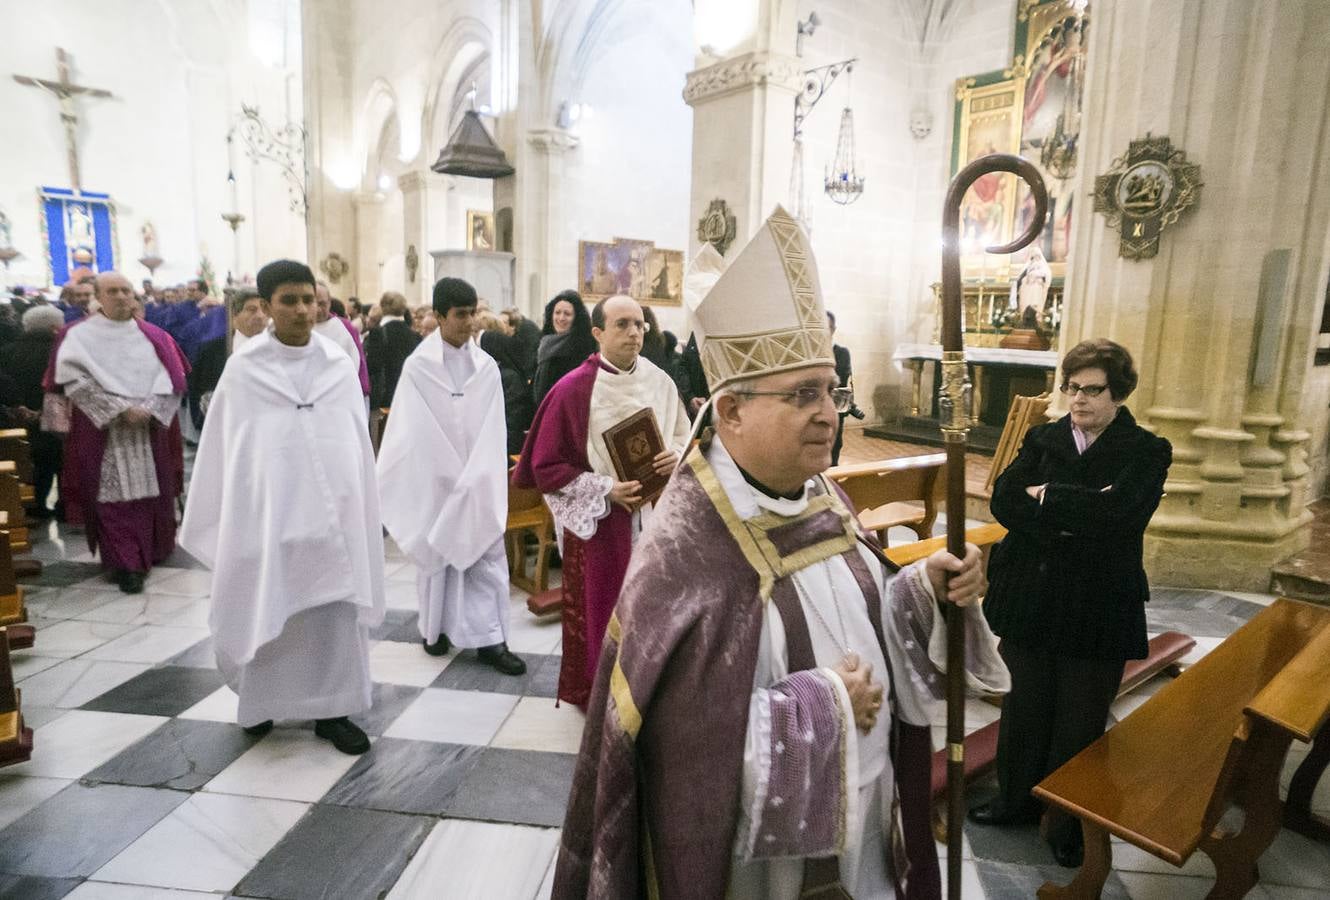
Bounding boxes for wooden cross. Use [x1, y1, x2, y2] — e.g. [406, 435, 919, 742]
[13, 48, 112, 192]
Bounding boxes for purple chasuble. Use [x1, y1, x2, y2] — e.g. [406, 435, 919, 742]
[551, 448, 940, 900]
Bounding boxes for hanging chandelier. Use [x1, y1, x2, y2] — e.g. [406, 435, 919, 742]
[825, 107, 864, 205]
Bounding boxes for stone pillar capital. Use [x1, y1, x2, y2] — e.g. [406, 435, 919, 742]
[396, 170, 430, 193]
[351, 190, 385, 207]
[683, 50, 803, 107]
[527, 127, 580, 153]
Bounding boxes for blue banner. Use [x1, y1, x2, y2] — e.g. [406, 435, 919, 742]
[41, 187, 117, 285]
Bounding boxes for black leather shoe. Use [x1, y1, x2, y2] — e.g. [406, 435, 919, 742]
[477, 643, 527, 676]
[967, 801, 1041, 827]
[423, 634, 451, 656]
[118, 570, 146, 594]
[314, 717, 370, 755]
[1051, 839, 1084, 868]
[243, 720, 274, 736]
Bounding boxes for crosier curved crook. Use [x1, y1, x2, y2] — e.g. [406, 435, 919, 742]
[939, 154, 1047, 900]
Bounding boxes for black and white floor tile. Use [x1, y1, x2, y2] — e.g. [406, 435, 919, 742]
[1, 518, 1327, 899]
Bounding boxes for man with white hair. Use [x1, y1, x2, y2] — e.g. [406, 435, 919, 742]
[314, 281, 370, 402]
[46, 272, 188, 593]
[552, 208, 1008, 900]
[0, 305, 67, 516]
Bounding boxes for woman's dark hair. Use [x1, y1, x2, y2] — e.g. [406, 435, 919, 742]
[541, 290, 592, 340]
[1061, 338, 1138, 401]
[329, 298, 346, 318]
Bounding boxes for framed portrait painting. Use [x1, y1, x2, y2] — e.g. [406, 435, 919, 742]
[466, 210, 496, 251]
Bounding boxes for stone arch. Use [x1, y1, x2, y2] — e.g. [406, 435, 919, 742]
[421, 16, 495, 166]
[358, 78, 400, 190]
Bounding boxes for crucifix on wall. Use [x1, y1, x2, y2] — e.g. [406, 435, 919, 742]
[13, 47, 112, 192]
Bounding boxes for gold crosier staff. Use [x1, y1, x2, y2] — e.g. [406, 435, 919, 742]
[939, 154, 1047, 899]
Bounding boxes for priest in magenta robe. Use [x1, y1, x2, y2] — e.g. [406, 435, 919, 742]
[513, 294, 690, 706]
[46, 271, 187, 594]
[551, 208, 1009, 900]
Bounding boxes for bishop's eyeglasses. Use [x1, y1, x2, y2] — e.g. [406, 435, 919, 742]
[1060, 381, 1110, 398]
[735, 385, 855, 413]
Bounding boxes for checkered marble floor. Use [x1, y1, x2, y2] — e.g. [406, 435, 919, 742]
[2, 518, 1328, 899]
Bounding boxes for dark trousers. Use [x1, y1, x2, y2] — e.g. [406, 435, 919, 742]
[30, 429, 62, 513]
[994, 641, 1123, 844]
[831, 413, 846, 466]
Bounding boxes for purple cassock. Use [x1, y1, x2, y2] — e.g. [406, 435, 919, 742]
[511, 354, 635, 707]
[43, 318, 188, 573]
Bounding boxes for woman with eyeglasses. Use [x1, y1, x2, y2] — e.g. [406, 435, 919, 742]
[968, 338, 1172, 869]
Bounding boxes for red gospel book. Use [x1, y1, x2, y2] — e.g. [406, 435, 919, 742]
[602, 407, 669, 505]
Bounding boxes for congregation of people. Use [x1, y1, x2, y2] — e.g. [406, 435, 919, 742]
[0, 209, 1168, 898]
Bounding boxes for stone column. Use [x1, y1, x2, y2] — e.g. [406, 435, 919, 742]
[350, 191, 383, 302]
[493, 126, 578, 316]
[1060, 0, 1330, 588]
[397, 171, 434, 307]
[683, 7, 803, 257]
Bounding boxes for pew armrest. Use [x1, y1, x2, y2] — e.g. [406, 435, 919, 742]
[1246, 625, 1330, 742]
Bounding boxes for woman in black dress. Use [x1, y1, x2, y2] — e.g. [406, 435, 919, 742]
[969, 339, 1172, 868]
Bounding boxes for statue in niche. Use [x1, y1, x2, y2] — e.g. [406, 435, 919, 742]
[1012, 245, 1052, 315]
[141, 221, 159, 258]
[66, 202, 94, 251]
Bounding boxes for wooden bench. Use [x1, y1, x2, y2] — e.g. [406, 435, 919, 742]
[0, 429, 35, 506]
[506, 483, 556, 598]
[0, 463, 29, 554]
[927, 630, 1198, 841]
[826, 453, 946, 546]
[0, 513, 33, 652]
[981, 392, 1051, 500]
[1033, 598, 1330, 899]
[0, 625, 33, 768]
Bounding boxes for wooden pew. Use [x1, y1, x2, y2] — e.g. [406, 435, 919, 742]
[1033, 598, 1330, 899]
[0, 464, 29, 554]
[826, 453, 947, 545]
[506, 483, 556, 599]
[0, 429, 35, 507]
[0, 513, 33, 651]
[927, 630, 1197, 841]
[0, 626, 33, 768]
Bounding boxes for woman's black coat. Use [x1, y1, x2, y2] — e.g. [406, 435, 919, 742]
[983, 407, 1172, 661]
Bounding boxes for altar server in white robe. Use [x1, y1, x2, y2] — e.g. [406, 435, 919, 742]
[377, 277, 527, 675]
[180, 260, 385, 755]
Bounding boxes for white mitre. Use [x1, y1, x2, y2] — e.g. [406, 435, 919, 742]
[684, 205, 836, 392]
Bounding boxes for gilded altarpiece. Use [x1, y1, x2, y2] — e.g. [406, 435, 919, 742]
[949, 0, 1089, 347]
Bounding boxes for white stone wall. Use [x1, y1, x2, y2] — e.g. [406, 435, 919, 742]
[789, 0, 1013, 421]
[551, 3, 695, 336]
[1, 0, 305, 289]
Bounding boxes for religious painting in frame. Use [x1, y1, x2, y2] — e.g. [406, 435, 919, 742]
[952, 75, 1024, 270]
[466, 209, 496, 251]
[1015, 0, 1090, 269]
[39, 187, 118, 285]
[579, 236, 681, 306]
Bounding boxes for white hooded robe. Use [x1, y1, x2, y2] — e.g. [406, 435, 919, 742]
[180, 330, 386, 726]
[377, 333, 511, 648]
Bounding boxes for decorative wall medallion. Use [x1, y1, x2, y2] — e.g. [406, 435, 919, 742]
[405, 244, 418, 283]
[1093, 135, 1202, 260]
[319, 251, 349, 284]
[696, 198, 738, 256]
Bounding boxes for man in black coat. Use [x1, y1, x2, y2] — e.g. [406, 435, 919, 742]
[188, 290, 269, 429]
[827, 311, 859, 465]
[504, 307, 543, 384]
[363, 292, 421, 410]
[0, 305, 67, 516]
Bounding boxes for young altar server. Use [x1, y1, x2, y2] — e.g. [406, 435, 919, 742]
[377, 277, 526, 674]
[180, 259, 385, 755]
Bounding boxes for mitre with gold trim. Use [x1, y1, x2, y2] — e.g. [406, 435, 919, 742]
[684, 205, 835, 392]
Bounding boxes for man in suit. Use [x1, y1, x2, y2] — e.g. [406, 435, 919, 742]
[363, 291, 421, 409]
[827, 311, 861, 466]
